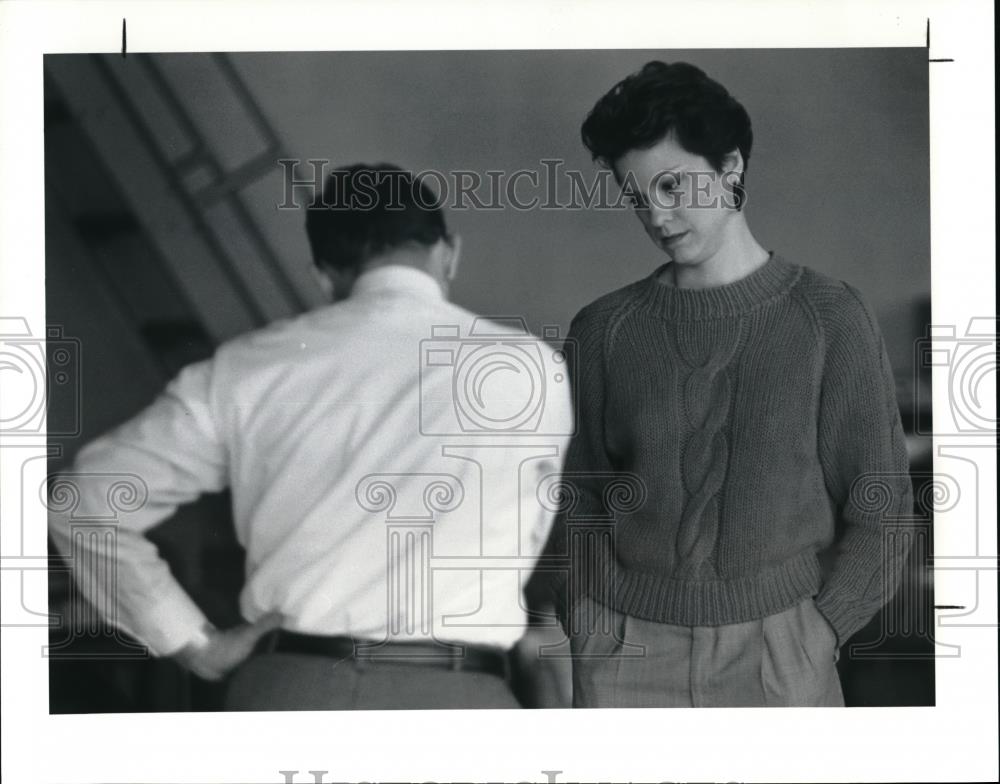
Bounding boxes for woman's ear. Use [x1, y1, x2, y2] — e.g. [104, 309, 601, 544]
[444, 234, 462, 281]
[722, 149, 745, 177]
[719, 149, 747, 210]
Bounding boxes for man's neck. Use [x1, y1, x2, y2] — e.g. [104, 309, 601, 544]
[359, 250, 447, 297]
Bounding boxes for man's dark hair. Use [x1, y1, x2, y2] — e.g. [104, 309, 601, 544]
[581, 61, 753, 208]
[305, 163, 448, 272]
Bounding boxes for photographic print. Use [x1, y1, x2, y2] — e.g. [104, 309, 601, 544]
[1, 3, 995, 783]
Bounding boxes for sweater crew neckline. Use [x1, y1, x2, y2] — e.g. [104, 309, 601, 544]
[641, 252, 801, 321]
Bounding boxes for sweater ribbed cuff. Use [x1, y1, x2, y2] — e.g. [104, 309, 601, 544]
[812, 593, 857, 648]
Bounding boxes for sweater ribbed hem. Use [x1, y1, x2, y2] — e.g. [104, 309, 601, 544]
[593, 550, 823, 627]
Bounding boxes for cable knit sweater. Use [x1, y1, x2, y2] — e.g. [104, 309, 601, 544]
[541, 253, 913, 646]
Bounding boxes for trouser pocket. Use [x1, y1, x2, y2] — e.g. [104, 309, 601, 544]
[569, 594, 629, 707]
[760, 597, 845, 707]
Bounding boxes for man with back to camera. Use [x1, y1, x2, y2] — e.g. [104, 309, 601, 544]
[48, 163, 574, 710]
[536, 61, 914, 707]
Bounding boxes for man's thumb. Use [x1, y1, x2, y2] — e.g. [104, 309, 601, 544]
[249, 611, 285, 638]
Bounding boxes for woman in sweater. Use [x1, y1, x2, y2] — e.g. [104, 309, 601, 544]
[540, 61, 913, 707]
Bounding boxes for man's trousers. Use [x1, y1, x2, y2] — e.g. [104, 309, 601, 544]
[224, 651, 521, 710]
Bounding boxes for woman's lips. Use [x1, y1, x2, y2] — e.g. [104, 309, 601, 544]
[662, 231, 688, 245]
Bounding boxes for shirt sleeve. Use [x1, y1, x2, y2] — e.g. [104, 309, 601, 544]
[47, 358, 229, 656]
[814, 283, 914, 646]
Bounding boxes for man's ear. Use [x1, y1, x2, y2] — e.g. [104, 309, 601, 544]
[312, 263, 361, 302]
[311, 264, 335, 300]
[444, 234, 462, 281]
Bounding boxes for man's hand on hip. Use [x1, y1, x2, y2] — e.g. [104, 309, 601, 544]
[173, 612, 284, 681]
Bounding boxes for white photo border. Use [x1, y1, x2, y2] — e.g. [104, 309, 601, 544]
[1, 2, 995, 783]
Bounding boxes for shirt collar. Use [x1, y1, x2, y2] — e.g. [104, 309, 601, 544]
[351, 264, 445, 301]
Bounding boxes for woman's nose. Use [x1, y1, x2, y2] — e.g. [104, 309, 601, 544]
[649, 203, 677, 229]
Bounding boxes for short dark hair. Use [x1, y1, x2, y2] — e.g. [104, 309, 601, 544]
[305, 163, 448, 272]
[581, 61, 753, 207]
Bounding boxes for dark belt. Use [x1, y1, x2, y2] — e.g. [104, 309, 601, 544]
[271, 631, 511, 681]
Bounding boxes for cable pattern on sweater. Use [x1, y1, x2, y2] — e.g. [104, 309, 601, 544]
[672, 320, 742, 577]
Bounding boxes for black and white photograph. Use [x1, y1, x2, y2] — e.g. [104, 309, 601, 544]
[1, 2, 996, 783]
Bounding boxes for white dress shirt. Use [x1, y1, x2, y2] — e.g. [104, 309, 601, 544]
[48, 265, 573, 655]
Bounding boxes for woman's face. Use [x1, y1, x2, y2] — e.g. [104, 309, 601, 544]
[615, 134, 743, 270]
